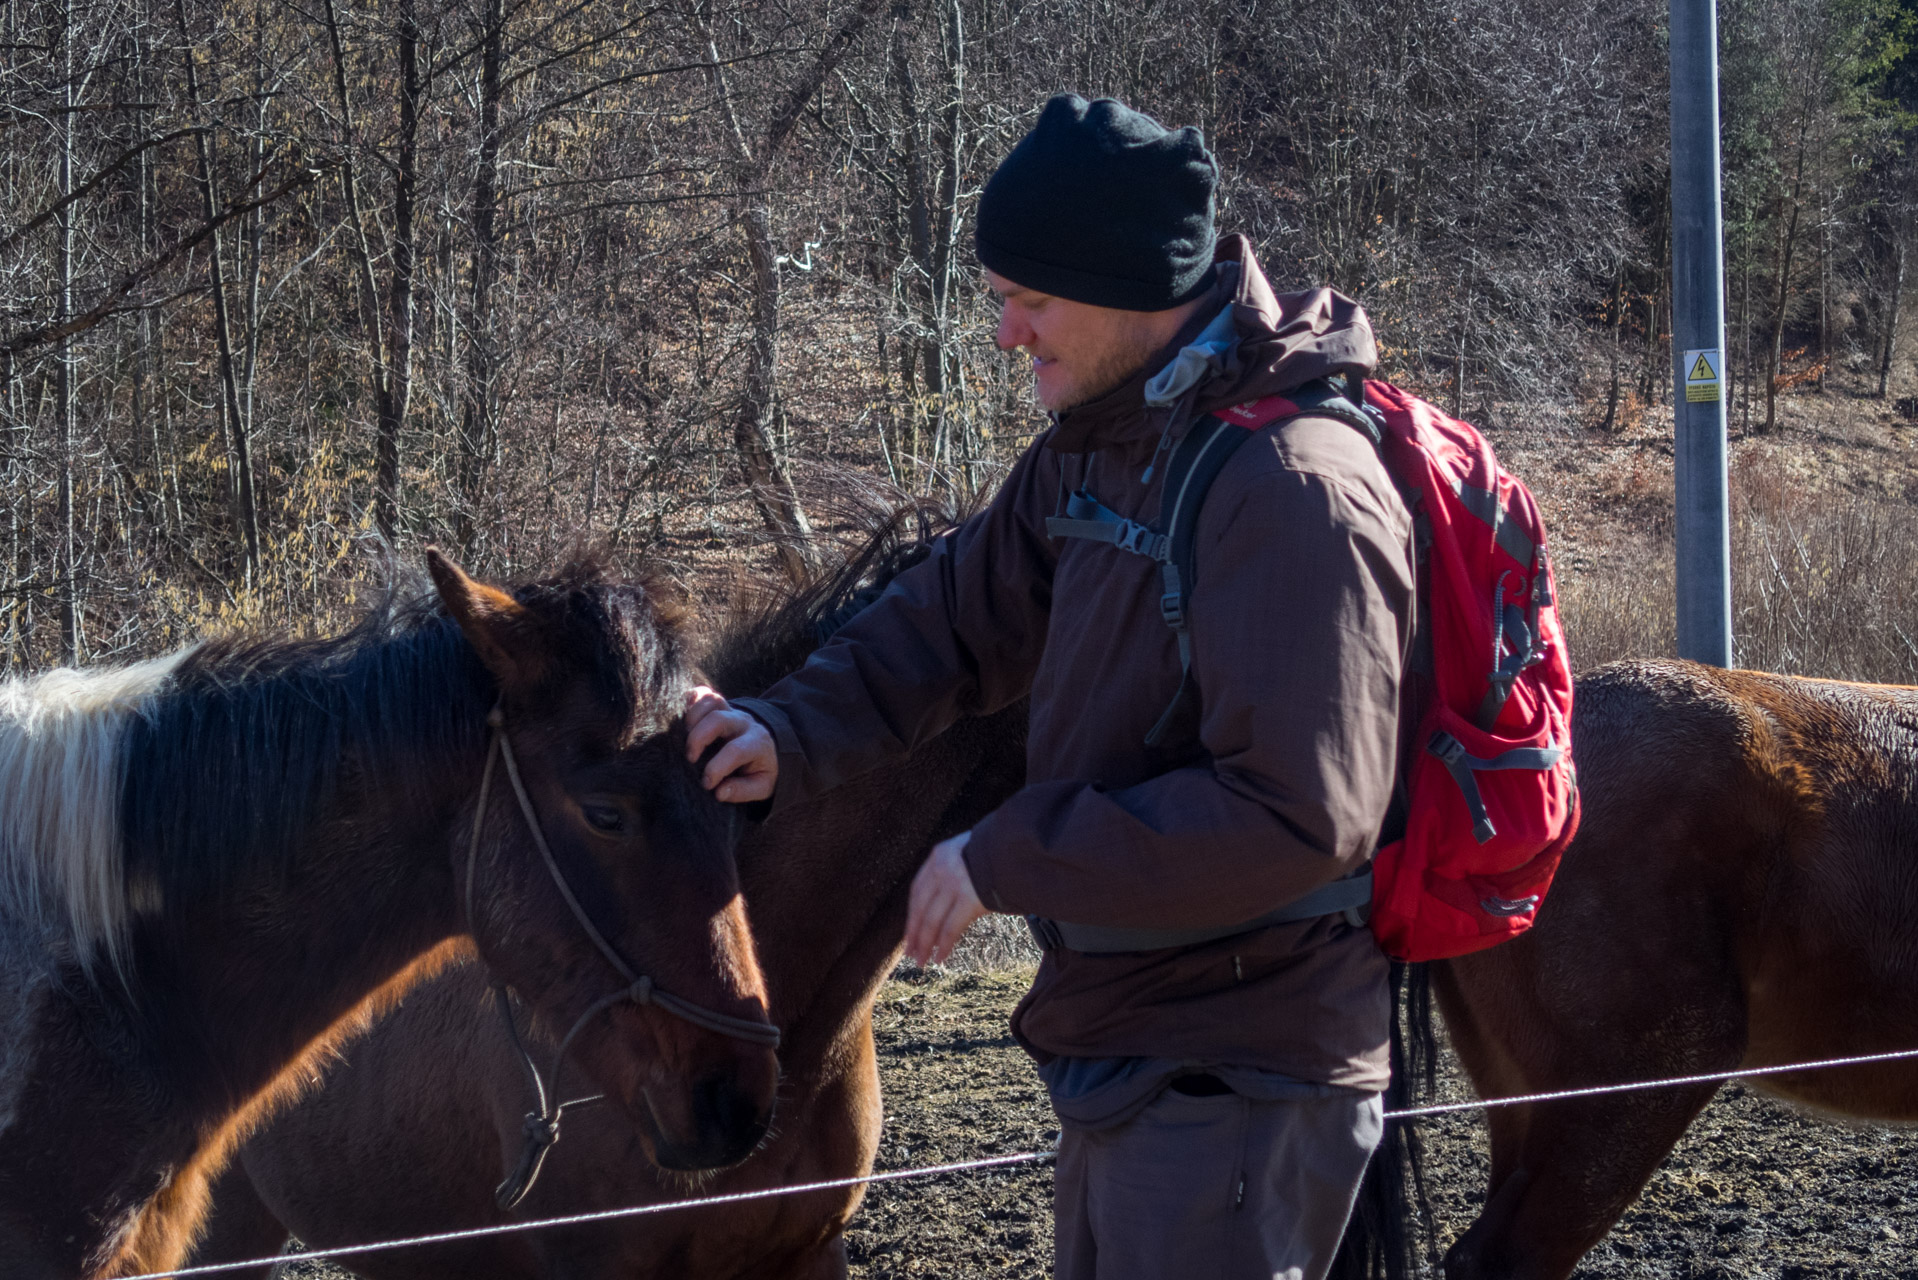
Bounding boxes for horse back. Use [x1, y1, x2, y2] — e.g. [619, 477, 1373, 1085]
[1441, 659, 1918, 1114]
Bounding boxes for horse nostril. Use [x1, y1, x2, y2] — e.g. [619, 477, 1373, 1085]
[694, 1072, 771, 1162]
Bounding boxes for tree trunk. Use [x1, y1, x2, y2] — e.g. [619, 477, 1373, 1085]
[1451, 278, 1471, 420]
[1818, 198, 1830, 392]
[133, 95, 163, 536]
[890, 9, 945, 478]
[1601, 257, 1625, 432]
[321, 0, 413, 542]
[56, 0, 78, 662]
[691, 0, 891, 581]
[1638, 200, 1669, 407]
[1880, 234, 1905, 400]
[1740, 227, 1753, 432]
[177, 0, 261, 582]
[379, 0, 420, 541]
[458, 0, 504, 556]
[734, 200, 815, 584]
[1766, 193, 1802, 434]
[936, 0, 968, 485]
[242, 0, 268, 510]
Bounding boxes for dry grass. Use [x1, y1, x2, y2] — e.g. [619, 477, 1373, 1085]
[942, 914, 1042, 973]
[1561, 448, 1918, 682]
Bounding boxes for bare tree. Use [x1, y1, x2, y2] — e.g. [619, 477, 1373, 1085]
[0, 0, 1907, 671]
[175, 0, 261, 579]
[456, 0, 504, 557]
[690, 0, 887, 582]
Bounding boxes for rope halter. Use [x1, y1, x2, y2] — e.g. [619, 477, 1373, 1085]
[463, 704, 781, 1208]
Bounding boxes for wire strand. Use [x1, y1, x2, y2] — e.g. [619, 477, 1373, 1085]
[1382, 1044, 1918, 1120]
[123, 1043, 1918, 1279]
[125, 1151, 1053, 1279]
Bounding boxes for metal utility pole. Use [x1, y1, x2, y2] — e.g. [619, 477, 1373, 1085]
[1669, 0, 1733, 666]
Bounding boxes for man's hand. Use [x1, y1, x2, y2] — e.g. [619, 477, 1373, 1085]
[684, 686, 777, 804]
[905, 831, 990, 966]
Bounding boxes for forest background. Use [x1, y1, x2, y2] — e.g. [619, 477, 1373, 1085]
[4, 0, 1917, 677]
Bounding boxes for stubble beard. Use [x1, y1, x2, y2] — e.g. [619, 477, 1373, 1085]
[1041, 327, 1166, 414]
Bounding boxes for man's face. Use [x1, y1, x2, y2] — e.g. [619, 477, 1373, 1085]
[985, 270, 1173, 413]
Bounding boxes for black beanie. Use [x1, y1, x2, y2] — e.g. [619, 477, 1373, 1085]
[975, 95, 1218, 312]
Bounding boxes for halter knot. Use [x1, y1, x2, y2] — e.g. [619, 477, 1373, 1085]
[487, 706, 506, 730]
[628, 976, 655, 1005]
[522, 1112, 559, 1148]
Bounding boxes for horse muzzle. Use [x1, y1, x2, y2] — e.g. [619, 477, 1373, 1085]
[641, 1056, 778, 1171]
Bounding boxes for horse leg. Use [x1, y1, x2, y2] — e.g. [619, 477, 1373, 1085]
[1442, 1082, 1721, 1280]
[183, 1161, 290, 1280]
[1432, 894, 1748, 1280]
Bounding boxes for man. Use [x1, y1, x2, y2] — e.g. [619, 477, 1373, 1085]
[686, 94, 1413, 1280]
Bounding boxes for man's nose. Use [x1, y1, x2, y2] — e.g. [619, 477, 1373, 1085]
[995, 306, 1033, 352]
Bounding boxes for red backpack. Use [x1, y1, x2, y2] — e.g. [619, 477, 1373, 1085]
[1042, 377, 1578, 962]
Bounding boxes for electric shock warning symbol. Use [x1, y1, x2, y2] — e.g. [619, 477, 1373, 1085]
[1684, 348, 1722, 403]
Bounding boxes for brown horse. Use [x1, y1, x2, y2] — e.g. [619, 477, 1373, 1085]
[187, 510, 1027, 1280]
[197, 629, 1918, 1279]
[1420, 658, 1918, 1279]
[1434, 660, 1918, 1280]
[0, 551, 779, 1280]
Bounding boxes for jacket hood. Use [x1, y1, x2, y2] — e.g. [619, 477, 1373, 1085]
[1046, 234, 1378, 455]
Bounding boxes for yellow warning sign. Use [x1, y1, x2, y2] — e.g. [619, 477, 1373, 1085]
[1683, 348, 1722, 403]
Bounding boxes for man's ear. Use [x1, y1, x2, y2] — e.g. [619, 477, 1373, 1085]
[426, 547, 547, 689]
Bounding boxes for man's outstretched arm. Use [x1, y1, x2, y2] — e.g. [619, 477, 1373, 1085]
[681, 437, 1063, 960]
[684, 689, 987, 965]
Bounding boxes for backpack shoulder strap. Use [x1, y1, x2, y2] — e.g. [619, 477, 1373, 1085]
[1142, 413, 1255, 744]
[1143, 379, 1377, 745]
[1044, 489, 1169, 560]
[1042, 380, 1379, 746]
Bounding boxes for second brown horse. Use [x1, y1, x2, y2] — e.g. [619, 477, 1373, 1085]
[191, 513, 1027, 1279]
[1433, 658, 1918, 1278]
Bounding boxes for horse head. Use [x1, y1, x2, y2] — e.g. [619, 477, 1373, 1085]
[427, 549, 779, 1173]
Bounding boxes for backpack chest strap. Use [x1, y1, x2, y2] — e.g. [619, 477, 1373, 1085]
[1044, 490, 1169, 561]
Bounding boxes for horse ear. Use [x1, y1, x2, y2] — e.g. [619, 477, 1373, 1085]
[425, 547, 548, 689]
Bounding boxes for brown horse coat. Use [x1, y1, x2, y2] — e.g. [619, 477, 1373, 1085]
[0, 554, 777, 1280]
[1435, 659, 1918, 1279]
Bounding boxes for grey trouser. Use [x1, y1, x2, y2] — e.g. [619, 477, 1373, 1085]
[1052, 1082, 1383, 1280]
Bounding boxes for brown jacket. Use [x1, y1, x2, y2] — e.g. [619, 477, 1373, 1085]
[738, 236, 1413, 1089]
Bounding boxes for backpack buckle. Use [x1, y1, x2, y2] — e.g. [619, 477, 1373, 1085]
[1023, 915, 1065, 951]
[1116, 521, 1165, 559]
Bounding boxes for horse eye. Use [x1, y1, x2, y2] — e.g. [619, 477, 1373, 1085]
[582, 805, 625, 833]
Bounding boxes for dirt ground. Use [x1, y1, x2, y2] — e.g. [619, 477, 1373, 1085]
[284, 964, 1918, 1280]
[874, 971, 1918, 1280]
[845, 968, 1918, 1280]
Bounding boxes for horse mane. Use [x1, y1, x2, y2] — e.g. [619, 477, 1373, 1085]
[4, 550, 691, 979]
[701, 498, 962, 698]
[0, 653, 189, 976]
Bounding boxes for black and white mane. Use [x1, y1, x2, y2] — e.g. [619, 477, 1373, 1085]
[0, 557, 690, 980]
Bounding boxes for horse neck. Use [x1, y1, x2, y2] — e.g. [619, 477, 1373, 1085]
[739, 706, 1025, 1060]
[125, 707, 485, 1120]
